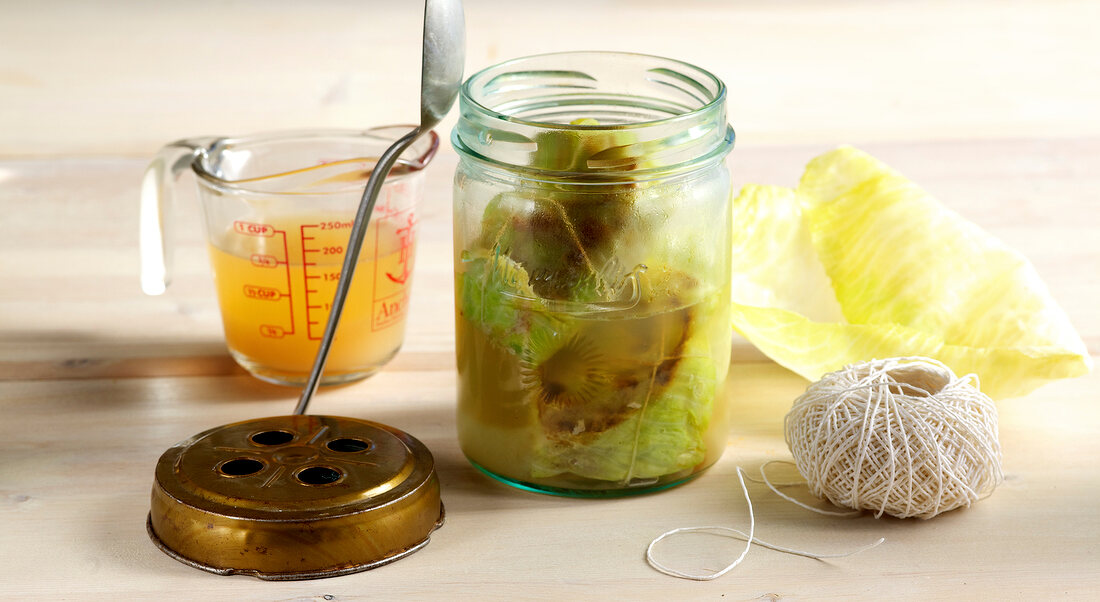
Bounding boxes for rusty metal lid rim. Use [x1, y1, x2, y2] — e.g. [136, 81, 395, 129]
[146, 503, 446, 581]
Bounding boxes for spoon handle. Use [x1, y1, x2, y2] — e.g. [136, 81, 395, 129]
[294, 127, 422, 416]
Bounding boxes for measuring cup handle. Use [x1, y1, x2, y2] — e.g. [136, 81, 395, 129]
[139, 137, 218, 295]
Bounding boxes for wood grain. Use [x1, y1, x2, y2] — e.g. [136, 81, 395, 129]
[1, 363, 1096, 599]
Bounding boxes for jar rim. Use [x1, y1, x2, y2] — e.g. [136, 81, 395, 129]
[459, 51, 728, 130]
[453, 52, 734, 177]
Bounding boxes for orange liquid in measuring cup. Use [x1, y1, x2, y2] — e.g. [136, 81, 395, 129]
[208, 212, 417, 383]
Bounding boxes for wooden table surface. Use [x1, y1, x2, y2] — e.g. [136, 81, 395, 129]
[2, 1, 1098, 599]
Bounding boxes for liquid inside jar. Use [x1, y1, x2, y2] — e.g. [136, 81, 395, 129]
[456, 274, 731, 493]
[454, 174, 732, 495]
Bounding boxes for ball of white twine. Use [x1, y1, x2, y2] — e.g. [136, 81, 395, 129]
[785, 356, 1003, 519]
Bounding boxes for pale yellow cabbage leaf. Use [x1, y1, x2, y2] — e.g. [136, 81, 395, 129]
[730, 146, 1091, 399]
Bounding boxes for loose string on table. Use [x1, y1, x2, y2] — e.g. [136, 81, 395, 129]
[645, 465, 885, 581]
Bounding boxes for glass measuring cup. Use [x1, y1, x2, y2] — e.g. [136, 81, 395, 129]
[141, 127, 438, 385]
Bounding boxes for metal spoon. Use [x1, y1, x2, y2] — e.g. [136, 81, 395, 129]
[293, 0, 465, 415]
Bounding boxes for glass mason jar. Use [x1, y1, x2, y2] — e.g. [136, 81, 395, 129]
[451, 52, 735, 497]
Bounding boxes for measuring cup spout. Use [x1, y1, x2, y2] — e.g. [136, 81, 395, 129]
[140, 137, 218, 295]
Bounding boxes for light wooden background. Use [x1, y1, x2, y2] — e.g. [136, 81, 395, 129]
[1, 1, 1098, 599]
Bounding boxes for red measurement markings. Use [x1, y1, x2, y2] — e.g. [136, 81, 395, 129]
[243, 284, 283, 300]
[278, 227, 295, 336]
[299, 224, 332, 340]
[259, 325, 286, 338]
[236, 222, 295, 338]
[251, 254, 278, 268]
[234, 221, 275, 237]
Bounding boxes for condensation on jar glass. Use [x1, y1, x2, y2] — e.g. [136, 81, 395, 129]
[451, 52, 736, 497]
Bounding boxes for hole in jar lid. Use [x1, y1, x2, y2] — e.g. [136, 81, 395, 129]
[250, 430, 295, 446]
[297, 466, 343, 485]
[326, 438, 372, 453]
[218, 458, 265, 477]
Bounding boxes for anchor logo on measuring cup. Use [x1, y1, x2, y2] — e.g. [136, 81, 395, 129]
[139, 127, 439, 386]
[386, 212, 419, 286]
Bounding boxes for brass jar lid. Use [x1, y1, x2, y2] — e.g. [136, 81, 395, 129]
[148, 415, 444, 580]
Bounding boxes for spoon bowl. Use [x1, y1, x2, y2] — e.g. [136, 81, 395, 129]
[420, 0, 466, 128]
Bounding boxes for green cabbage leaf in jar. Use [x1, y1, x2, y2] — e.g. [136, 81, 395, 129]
[525, 286, 722, 482]
[457, 123, 725, 485]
